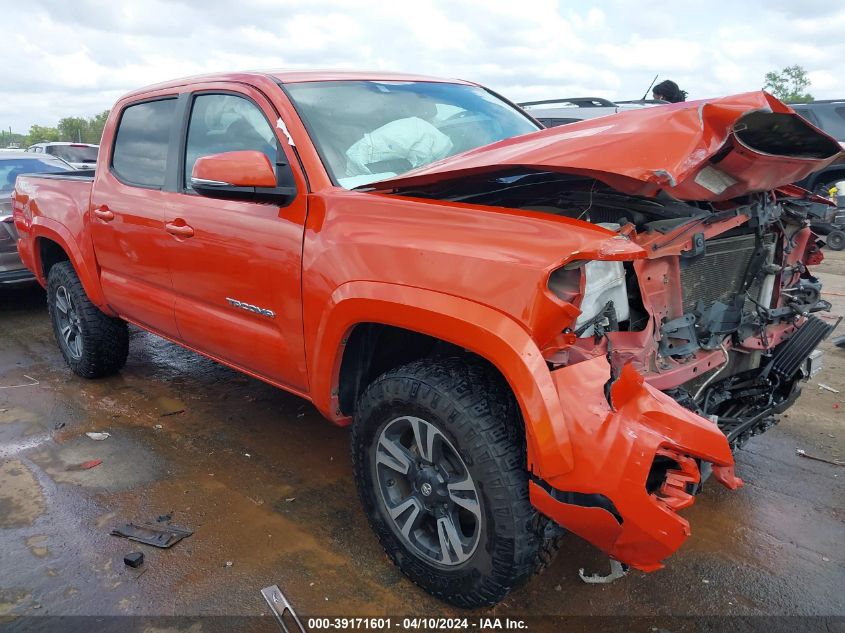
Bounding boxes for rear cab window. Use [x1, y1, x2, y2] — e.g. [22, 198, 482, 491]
[111, 99, 177, 188]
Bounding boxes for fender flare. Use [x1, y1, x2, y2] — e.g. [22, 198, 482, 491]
[308, 281, 575, 478]
[29, 219, 110, 311]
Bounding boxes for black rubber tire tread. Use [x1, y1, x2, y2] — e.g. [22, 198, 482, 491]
[351, 356, 543, 608]
[532, 514, 565, 575]
[827, 230, 845, 251]
[47, 261, 129, 378]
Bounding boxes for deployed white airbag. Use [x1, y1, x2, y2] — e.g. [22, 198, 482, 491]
[345, 117, 453, 178]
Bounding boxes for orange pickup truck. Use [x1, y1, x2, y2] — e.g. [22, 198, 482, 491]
[12, 71, 842, 607]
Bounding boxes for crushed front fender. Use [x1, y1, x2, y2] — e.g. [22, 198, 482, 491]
[529, 356, 742, 572]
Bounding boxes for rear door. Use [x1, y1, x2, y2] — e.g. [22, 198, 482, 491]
[164, 84, 309, 390]
[90, 95, 181, 336]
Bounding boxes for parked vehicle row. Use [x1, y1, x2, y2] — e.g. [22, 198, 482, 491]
[1, 151, 75, 284]
[10, 70, 842, 607]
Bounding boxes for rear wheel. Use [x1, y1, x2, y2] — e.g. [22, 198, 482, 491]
[47, 262, 128, 378]
[351, 357, 553, 608]
[827, 230, 845, 251]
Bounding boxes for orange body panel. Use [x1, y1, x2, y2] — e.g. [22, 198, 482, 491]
[11, 73, 839, 574]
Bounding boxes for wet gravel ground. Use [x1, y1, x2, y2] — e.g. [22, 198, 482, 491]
[1, 252, 844, 632]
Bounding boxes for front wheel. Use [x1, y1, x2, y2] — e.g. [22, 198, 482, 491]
[351, 357, 546, 608]
[827, 230, 845, 251]
[47, 261, 129, 378]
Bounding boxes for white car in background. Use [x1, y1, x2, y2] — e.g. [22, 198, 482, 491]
[26, 142, 99, 169]
[519, 97, 661, 127]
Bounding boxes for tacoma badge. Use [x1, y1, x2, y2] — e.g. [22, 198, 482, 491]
[225, 298, 275, 318]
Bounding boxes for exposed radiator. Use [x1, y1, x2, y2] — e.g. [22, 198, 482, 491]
[679, 234, 757, 314]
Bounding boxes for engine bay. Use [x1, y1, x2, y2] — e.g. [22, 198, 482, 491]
[399, 170, 839, 448]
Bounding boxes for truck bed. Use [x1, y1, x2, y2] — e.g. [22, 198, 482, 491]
[13, 172, 96, 290]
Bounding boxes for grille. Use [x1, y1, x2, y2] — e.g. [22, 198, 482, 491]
[680, 234, 756, 313]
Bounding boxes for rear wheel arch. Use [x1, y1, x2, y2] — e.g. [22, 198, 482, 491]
[37, 236, 71, 280]
[31, 227, 110, 310]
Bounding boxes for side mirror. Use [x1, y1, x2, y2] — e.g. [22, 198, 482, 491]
[190, 150, 295, 205]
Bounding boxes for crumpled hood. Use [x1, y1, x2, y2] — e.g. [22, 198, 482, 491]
[366, 91, 844, 201]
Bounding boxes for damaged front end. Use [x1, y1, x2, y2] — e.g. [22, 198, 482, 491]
[531, 357, 742, 572]
[531, 191, 839, 571]
[371, 92, 842, 572]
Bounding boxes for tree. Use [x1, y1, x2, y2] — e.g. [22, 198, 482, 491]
[764, 65, 814, 103]
[58, 117, 89, 143]
[26, 125, 60, 145]
[87, 110, 109, 144]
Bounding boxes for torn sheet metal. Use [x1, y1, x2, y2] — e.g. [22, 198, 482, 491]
[261, 584, 306, 633]
[110, 522, 193, 548]
[579, 558, 628, 584]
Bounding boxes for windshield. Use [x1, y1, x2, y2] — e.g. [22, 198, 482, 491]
[285, 80, 539, 188]
[0, 157, 73, 192]
[46, 145, 99, 163]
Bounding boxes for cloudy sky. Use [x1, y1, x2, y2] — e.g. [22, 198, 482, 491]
[1, 0, 843, 133]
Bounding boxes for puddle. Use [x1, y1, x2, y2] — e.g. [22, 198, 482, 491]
[0, 459, 46, 528]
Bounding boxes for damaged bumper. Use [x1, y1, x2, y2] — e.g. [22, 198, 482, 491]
[529, 356, 742, 572]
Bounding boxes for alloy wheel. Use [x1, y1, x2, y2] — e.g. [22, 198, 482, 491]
[374, 415, 482, 567]
[54, 285, 83, 359]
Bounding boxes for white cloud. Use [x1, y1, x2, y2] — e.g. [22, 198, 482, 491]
[0, 0, 842, 133]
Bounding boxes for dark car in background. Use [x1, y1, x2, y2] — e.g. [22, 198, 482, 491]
[1, 152, 74, 284]
[789, 101, 845, 250]
[790, 101, 845, 194]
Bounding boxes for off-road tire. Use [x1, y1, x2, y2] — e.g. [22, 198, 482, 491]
[47, 261, 128, 378]
[827, 230, 845, 251]
[351, 356, 554, 608]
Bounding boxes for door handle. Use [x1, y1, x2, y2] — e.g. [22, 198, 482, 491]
[165, 221, 194, 238]
[93, 206, 114, 221]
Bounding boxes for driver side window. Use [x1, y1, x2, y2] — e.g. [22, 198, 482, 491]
[184, 93, 277, 190]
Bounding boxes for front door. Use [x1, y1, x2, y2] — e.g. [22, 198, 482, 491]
[164, 86, 309, 391]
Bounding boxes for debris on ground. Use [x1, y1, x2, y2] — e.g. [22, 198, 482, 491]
[156, 513, 172, 523]
[66, 459, 102, 471]
[53, 421, 65, 430]
[818, 383, 840, 393]
[153, 424, 163, 430]
[0, 375, 39, 389]
[85, 432, 110, 441]
[110, 522, 193, 548]
[224, 561, 233, 568]
[796, 448, 845, 466]
[124, 552, 144, 568]
[159, 409, 185, 417]
[261, 584, 306, 633]
[578, 559, 628, 584]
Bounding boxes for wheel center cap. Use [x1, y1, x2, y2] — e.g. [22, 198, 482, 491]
[420, 482, 433, 497]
